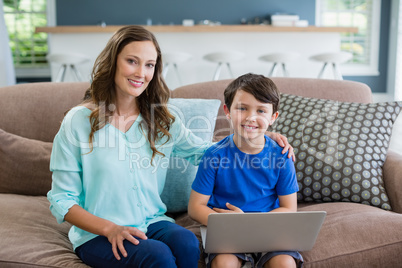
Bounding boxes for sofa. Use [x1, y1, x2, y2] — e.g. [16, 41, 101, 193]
[0, 78, 401, 268]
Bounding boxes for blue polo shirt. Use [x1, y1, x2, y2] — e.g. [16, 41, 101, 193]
[192, 134, 298, 212]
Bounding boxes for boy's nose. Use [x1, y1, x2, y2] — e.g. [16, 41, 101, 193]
[246, 113, 257, 121]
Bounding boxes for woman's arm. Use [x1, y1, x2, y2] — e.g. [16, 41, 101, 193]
[269, 193, 298, 213]
[65, 205, 147, 260]
[188, 190, 216, 226]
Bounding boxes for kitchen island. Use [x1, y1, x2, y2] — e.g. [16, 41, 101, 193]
[37, 25, 358, 87]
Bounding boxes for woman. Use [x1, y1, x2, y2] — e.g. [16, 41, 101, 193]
[47, 25, 293, 268]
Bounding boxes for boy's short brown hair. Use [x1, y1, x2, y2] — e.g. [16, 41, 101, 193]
[224, 73, 280, 113]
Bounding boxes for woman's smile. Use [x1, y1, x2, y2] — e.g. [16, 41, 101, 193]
[128, 78, 144, 88]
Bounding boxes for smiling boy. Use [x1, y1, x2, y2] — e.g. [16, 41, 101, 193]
[188, 73, 302, 268]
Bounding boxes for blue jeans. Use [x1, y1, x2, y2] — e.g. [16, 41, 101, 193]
[75, 221, 200, 268]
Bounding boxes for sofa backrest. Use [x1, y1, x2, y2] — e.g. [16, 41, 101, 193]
[171, 78, 373, 137]
[0, 78, 372, 142]
[0, 82, 89, 142]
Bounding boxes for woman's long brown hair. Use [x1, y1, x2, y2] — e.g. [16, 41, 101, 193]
[83, 25, 174, 163]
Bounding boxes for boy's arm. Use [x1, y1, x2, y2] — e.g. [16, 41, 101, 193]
[188, 190, 216, 226]
[269, 193, 297, 213]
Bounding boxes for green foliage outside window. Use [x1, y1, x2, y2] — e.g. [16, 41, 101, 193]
[3, 0, 48, 68]
[320, 0, 372, 65]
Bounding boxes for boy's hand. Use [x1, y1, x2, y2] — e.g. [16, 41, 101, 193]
[213, 202, 244, 213]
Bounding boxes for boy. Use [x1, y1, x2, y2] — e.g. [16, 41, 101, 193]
[188, 73, 302, 268]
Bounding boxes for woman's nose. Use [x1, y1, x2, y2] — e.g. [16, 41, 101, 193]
[135, 65, 145, 77]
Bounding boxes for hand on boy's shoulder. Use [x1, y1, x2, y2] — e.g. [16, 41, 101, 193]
[213, 202, 244, 213]
[266, 132, 296, 162]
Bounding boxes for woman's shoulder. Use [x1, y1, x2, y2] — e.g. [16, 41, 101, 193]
[62, 104, 93, 129]
[66, 101, 95, 115]
[71, 101, 96, 113]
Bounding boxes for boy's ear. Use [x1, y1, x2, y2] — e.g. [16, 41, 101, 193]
[269, 111, 279, 125]
[223, 104, 231, 119]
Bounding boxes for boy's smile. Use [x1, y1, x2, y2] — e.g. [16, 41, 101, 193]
[224, 90, 279, 154]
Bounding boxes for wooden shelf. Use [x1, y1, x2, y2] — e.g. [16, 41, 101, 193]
[36, 25, 358, 34]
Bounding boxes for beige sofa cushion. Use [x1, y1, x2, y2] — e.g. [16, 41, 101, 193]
[0, 129, 52, 196]
[175, 202, 402, 268]
[298, 203, 402, 268]
[0, 194, 87, 267]
[0, 82, 89, 142]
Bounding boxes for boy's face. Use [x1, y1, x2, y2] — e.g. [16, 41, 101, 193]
[224, 90, 279, 149]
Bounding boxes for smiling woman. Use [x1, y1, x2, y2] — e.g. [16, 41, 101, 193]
[47, 25, 207, 267]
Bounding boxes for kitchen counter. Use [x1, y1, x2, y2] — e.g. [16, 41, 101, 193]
[39, 25, 357, 87]
[36, 25, 358, 33]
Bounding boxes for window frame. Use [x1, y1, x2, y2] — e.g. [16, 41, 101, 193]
[315, 0, 381, 76]
[4, 0, 55, 78]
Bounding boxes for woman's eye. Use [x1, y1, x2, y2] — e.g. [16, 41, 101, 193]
[128, 59, 136, 64]
[146, 63, 155, 68]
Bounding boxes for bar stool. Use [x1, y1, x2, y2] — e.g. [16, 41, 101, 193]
[258, 52, 300, 77]
[203, 51, 245, 80]
[46, 53, 90, 82]
[162, 52, 192, 85]
[309, 52, 353, 80]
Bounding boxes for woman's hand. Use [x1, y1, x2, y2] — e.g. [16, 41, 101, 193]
[64, 205, 147, 260]
[267, 132, 295, 161]
[105, 224, 148, 260]
[213, 202, 244, 213]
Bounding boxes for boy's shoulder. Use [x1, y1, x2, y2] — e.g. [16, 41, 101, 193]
[264, 135, 290, 159]
[205, 134, 290, 159]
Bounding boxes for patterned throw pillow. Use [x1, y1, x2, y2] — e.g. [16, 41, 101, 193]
[272, 94, 402, 210]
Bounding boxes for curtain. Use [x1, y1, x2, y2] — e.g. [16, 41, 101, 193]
[0, 0, 16, 87]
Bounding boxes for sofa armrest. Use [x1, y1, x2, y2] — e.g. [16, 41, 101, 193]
[383, 149, 402, 214]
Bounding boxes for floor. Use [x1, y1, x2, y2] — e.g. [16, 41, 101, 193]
[372, 93, 402, 153]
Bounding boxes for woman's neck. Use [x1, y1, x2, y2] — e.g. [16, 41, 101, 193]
[114, 96, 139, 118]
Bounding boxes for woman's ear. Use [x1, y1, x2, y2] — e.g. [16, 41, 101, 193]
[223, 104, 231, 120]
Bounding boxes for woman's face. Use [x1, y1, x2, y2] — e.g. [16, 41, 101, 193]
[114, 41, 158, 100]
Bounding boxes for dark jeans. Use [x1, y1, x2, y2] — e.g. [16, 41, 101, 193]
[75, 221, 200, 268]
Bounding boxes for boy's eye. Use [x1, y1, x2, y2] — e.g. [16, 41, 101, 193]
[237, 107, 245, 111]
[258, 109, 266, 113]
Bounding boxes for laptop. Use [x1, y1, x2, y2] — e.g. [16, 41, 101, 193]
[200, 211, 326, 253]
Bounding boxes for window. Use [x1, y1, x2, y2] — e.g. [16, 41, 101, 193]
[3, 0, 54, 78]
[388, 0, 402, 100]
[316, 0, 381, 76]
